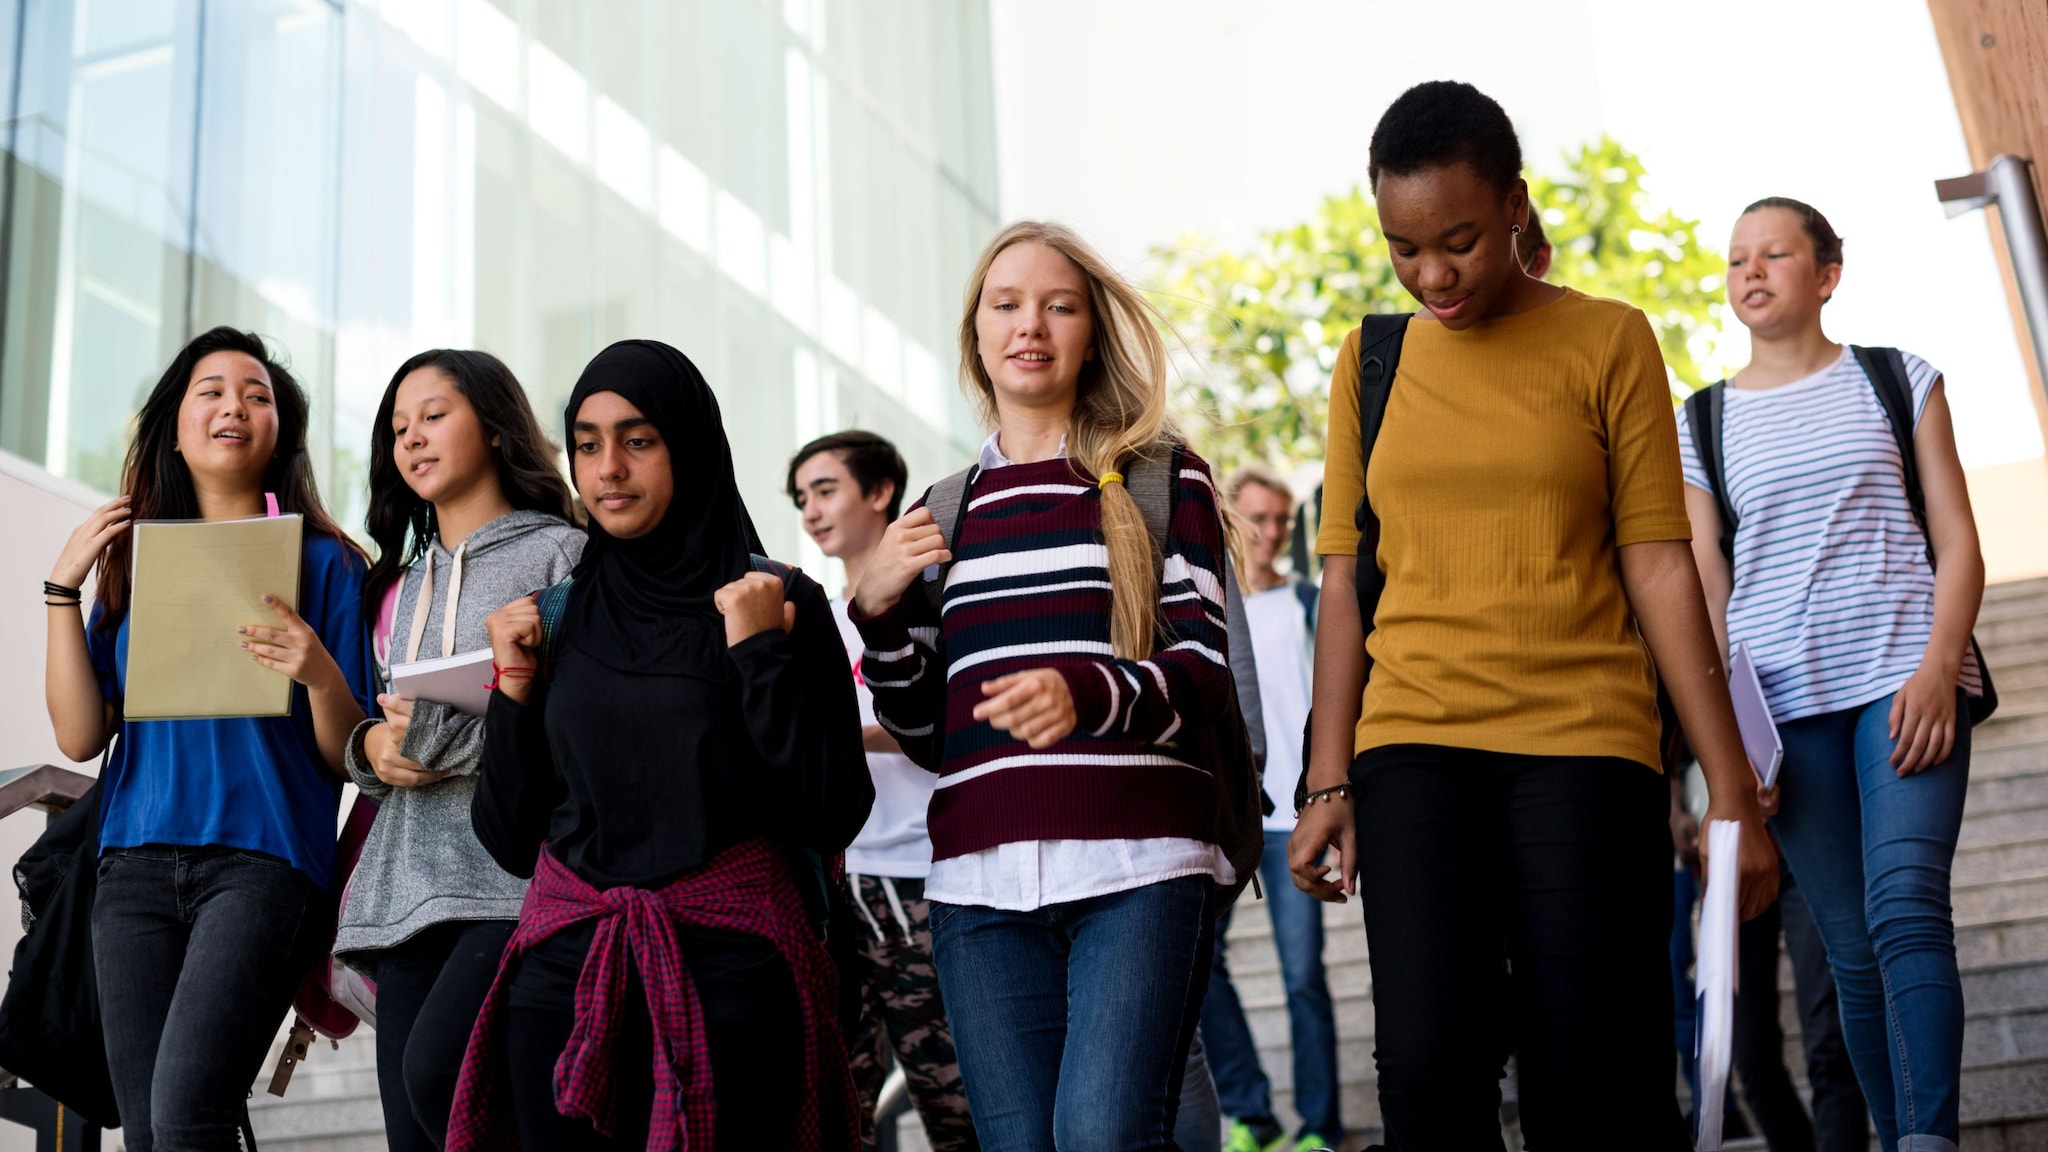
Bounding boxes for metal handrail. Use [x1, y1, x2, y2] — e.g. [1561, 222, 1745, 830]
[0, 765, 94, 821]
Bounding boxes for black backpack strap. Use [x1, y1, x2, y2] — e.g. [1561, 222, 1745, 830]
[1349, 314, 1410, 654]
[1349, 314, 1410, 542]
[1854, 346, 1930, 549]
[919, 465, 979, 614]
[1683, 383, 1737, 566]
[535, 578, 575, 680]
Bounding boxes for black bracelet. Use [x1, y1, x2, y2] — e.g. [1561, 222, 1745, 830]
[43, 580, 82, 601]
[1297, 782, 1352, 815]
[44, 598, 82, 608]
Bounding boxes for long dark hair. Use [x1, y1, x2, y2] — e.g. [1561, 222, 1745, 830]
[94, 327, 355, 633]
[363, 349, 581, 615]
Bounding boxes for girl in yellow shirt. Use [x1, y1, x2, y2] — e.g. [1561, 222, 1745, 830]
[1285, 80, 1778, 1149]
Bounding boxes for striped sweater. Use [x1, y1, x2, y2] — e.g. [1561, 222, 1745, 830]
[853, 451, 1233, 864]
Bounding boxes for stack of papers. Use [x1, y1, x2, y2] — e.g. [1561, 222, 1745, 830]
[389, 648, 498, 717]
[1694, 819, 1741, 1150]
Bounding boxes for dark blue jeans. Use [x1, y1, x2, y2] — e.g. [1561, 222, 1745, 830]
[1772, 690, 1970, 1152]
[1199, 829, 1343, 1137]
[93, 845, 326, 1152]
[930, 875, 1214, 1151]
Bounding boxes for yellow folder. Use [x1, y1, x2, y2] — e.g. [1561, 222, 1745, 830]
[124, 515, 304, 721]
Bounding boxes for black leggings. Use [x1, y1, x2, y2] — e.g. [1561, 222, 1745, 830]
[1350, 744, 1688, 1152]
[502, 923, 808, 1149]
[368, 919, 515, 1152]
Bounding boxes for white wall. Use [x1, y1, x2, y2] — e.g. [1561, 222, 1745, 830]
[0, 451, 104, 1148]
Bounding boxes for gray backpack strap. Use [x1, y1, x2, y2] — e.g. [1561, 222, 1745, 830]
[919, 464, 978, 614]
[1122, 446, 1175, 554]
[1223, 553, 1265, 770]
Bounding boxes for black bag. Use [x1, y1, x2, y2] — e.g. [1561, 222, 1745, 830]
[0, 779, 120, 1128]
[1683, 346, 1997, 726]
[921, 443, 1272, 912]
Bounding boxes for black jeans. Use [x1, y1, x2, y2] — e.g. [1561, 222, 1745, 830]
[1350, 745, 1688, 1152]
[501, 921, 807, 1148]
[93, 845, 326, 1152]
[369, 919, 515, 1152]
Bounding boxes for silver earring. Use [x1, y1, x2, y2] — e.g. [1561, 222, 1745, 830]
[1511, 223, 1524, 236]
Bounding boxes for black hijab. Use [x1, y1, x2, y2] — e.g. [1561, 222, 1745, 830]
[563, 340, 763, 674]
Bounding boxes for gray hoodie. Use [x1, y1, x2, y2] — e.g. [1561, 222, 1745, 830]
[335, 509, 584, 969]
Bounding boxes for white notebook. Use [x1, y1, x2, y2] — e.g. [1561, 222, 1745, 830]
[1728, 642, 1784, 790]
[1694, 819, 1742, 1150]
[389, 648, 497, 717]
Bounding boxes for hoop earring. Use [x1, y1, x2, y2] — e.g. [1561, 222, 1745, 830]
[1511, 223, 1524, 236]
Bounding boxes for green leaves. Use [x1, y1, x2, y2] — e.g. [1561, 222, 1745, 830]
[1149, 136, 1726, 477]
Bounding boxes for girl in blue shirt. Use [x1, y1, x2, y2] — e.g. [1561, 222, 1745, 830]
[43, 326, 373, 1152]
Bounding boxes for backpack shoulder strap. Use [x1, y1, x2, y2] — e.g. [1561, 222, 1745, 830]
[1683, 383, 1737, 567]
[748, 553, 797, 588]
[1122, 442, 1178, 557]
[1853, 345, 1929, 538]
[920, 465, 978, 614]
[1351, 314, 1410, 540]
[535, 577, 575, 680]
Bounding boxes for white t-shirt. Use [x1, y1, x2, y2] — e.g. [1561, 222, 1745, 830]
[832, 597, 937, 879]
[1676, 348, 1982, 722]
[1245, 581, 1314, 831]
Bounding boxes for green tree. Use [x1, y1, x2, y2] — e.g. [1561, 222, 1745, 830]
[1151, 136, 1727, 477]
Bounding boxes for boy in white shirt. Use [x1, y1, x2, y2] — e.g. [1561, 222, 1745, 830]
[1202, 465, 1341, 1151]
[788, 431, 976, 1151]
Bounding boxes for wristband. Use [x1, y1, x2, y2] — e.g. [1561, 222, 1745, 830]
[42, 580, 82, 601]
[486, 663, 536, 691]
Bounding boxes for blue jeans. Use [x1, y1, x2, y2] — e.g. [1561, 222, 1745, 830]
[930, 876, 1214, 1151]
[1771, 690, 1970, 1152]
[1199, 829, 1343, 1137]
[93, 845, 325, 1152]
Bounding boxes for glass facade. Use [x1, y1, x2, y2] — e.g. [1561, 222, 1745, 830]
[0, 0, 998, 565]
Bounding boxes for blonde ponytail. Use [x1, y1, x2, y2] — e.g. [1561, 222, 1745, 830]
[958, 221, 1180, 659]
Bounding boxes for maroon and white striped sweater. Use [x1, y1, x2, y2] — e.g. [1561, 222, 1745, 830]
[853, 450, 1232, 864]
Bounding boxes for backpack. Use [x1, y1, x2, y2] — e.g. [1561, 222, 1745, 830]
[921, 444, 1273, 912]
[1682, 345, 1998, 726]
[533, 558, 841, 933]
[0, 778, 120, 1128]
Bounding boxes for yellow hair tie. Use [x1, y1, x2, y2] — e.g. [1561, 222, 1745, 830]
[1098, 471, 1125, 489]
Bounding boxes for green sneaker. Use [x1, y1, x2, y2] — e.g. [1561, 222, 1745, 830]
[1293, 1134, 1336, 1152]
[1226, 1120, 1288, 1152]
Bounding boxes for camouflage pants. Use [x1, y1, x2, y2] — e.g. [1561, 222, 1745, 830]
[842, 874, 979, 1152]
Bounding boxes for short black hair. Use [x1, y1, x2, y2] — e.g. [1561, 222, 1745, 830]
[1368, 80, 1524, 195]
[1742, 196, 1844, 269]
[786, 429, 909, 520]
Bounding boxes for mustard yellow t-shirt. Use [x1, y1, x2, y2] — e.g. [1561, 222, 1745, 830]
[1315, 288, 1693, 769]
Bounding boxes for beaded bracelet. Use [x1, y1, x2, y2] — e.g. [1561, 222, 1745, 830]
[1296, 782, 1352, 816]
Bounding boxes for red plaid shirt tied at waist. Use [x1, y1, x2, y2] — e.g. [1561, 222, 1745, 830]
[445, 837, 858, 1151]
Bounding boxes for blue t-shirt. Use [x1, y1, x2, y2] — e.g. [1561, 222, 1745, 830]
[87, 532, 374, 889]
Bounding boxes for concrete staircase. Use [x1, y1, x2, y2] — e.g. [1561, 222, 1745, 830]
[240, 1029, 385, 1152]
[1220, 575, 2048, 1149]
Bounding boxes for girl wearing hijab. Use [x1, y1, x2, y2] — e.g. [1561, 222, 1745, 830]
[445, 340, 872, 1150]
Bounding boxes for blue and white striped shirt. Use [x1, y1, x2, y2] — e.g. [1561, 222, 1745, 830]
[1677, 347, 1982, 722]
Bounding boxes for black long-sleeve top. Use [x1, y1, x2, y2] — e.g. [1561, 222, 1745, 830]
[474, 569, 871, 890]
